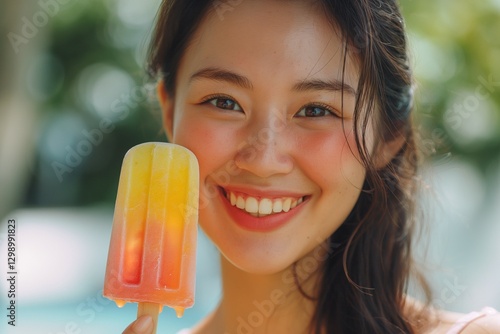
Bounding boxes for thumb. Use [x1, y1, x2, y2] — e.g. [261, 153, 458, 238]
[122, 315, 154, 334]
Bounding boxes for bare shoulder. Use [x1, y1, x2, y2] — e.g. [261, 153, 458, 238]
[404, 297, 500, 334]
[421, 308, 500, 334]
[458, 310, 500, 334]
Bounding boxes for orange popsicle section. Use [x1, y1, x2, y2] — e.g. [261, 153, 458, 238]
[103, 142, 199, 313]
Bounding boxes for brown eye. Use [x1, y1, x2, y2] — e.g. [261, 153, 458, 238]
[296, 105, 336, 118]
[208, 97, 242, 111]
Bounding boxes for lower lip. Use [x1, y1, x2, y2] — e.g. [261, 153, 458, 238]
[219, 189, 306, 232]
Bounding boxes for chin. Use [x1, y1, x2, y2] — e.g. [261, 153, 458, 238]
[200, 223, 297, 276]
[222, 248, 295, 276]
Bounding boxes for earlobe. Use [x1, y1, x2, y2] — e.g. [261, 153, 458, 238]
[157, 80, 174, 141]
[374, 135, 406, 169]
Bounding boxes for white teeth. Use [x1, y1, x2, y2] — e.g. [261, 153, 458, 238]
[226, 190, 304, 216]
[245, 197, 259, 213]
[259, 198, 273, 215]
[283, 198, 292, 212]
[236, 196, 245, 209]
[272, 200, 282, 213]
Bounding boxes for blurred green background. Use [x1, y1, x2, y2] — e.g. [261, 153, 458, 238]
[0, 0, 499, 333]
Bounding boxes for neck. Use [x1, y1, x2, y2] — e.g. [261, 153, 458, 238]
[213, 247, 330, 334]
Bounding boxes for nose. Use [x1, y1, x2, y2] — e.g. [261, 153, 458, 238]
[234, 117, 293, 178]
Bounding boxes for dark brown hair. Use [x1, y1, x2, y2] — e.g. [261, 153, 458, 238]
[148, 1, 429, 333]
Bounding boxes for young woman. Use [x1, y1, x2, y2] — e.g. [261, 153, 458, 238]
[123, 0, 500, 333]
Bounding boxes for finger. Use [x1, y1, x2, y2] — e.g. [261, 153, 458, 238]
[122, 315, 154, 334]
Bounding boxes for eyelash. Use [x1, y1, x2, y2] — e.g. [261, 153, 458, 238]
[200, 94, 339, 118]
[200, 94, 241, 110]
[296, 103, 340, 118]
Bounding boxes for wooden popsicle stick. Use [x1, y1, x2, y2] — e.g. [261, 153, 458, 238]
[137, 302, 160, 334]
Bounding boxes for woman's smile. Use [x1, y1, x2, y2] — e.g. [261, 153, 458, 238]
[223, 188, 305, 217]
[216, 185, 310, 232]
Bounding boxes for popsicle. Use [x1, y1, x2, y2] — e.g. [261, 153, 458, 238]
[103, 142, 199, 333]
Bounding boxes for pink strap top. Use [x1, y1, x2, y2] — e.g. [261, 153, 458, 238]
[446, 307, 498, 334]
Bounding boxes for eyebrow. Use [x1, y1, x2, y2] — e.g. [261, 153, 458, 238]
[190, 67, 253, 90]
[190, 67, 356, 95]
[293, 79, 356, 96]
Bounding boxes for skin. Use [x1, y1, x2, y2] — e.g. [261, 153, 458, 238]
[121, 0, 500, 333]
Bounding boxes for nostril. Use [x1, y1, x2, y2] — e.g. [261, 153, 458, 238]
[235, 147, 258, 165]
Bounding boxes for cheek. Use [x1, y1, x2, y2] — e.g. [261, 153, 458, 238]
[298, 127, 366, 199]
[171, 112, 239, 185]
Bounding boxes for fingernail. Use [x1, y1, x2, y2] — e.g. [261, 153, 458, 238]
[133, 315, 153, 333]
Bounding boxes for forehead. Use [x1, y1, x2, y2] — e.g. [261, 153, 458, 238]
[177, 0, 359, 92]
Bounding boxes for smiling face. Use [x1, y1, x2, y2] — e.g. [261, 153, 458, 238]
[158, 0, 372, 274]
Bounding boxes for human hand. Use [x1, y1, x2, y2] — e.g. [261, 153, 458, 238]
[122, 315, 154, 334]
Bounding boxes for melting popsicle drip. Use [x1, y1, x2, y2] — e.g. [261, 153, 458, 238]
[115, 300, 127, 308]
[174, 306, 185, 318]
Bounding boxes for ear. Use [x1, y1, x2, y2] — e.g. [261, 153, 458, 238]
[373, 135, 406, 169]
[157, 80, 174, 141]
